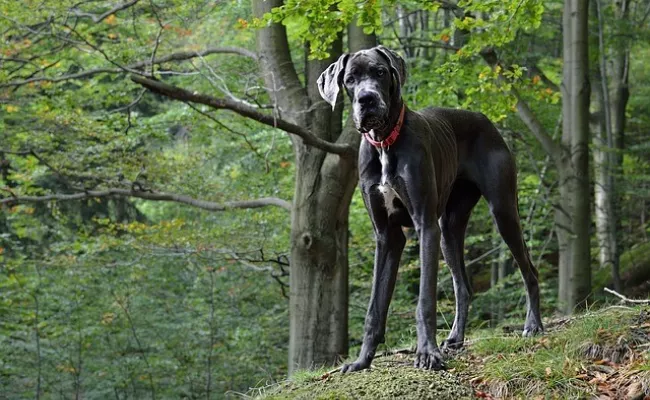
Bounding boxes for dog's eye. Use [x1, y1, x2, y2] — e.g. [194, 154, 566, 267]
[377, 69, 385, 77]
[345, 77, 355, 85]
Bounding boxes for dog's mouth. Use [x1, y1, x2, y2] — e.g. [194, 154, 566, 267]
[356, 109, 389, 134]
[358, 117, 387, 133]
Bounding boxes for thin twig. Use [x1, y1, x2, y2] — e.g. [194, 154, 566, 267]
[604, 287, 650, 304]
[2, 47, 256, 88]
[70, 0, 141, 23]
[465, 246, 502, 268]
[185, 102, 261, 157]
[112, 293, 157, 400]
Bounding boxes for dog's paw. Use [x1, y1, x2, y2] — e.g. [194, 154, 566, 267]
[441, 335, 465, 353]
[522, 324, 544, 337]
[341, 359, 371, 373]
[414, 347, 445, 370]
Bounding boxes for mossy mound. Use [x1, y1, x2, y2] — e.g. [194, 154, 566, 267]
[594, 241, 650, 294]
[258, 355, 474, 400]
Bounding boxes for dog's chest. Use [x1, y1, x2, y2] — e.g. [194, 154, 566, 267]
[377, 149, 402, 215]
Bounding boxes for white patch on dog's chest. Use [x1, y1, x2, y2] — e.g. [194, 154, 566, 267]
[378, 148, 401, 215]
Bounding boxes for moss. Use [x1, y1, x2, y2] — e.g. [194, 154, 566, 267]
[254, 307, 650, 399]
[257, 355, 473, 400]
[463, 306, 650, 398]
[593, 241, 650, 290]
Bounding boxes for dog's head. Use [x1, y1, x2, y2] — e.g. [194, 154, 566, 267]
[317, 45, 406, 133]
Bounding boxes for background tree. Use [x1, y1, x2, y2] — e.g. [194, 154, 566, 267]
[558, 0, 591, 311]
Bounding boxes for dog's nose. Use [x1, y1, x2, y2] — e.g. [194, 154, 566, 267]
[357, 91, 378, 108]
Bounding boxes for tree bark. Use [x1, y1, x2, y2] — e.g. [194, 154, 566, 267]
[252, 0, 376, 373]
[604, 0, 631, 290]
[557, 0, 592, 313]
[287, 34, 350, 373]
[591, 0, 623, 293]
[591, 63, 619, 291]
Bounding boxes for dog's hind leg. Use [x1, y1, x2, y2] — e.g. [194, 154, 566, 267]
[480, 153, 544, 337]
[439, 180, 482, 351]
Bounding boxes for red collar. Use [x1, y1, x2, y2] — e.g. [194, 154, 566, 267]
[363, 104, 405, 148]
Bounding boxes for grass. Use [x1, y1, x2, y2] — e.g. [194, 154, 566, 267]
[249, 305, 650, 399]
[459, 305, 650, 398]
[252, 356, 474, 400]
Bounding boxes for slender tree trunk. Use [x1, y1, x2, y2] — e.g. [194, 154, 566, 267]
[557, 1, 573, 311]
[397, 6, 412, 57]
[490, 225, 509, 324]
[591, 0, 622, 292]
[421, 11, 430, 59]
[591, 63, 618, 290]
[557, 0, 591, 313]
[605, 0, 631, 290]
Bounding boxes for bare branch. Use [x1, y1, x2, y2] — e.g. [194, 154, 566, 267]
[130, 75, 355, 157]
[511, 87, 564, 162]
[480, 48, 564, 162]
[70, 0, 141, 23]
[604, 287, 650, 304]
[465, 245, 504, 268]
[1, 47, 257, 88]
[0, 188, 292, 212]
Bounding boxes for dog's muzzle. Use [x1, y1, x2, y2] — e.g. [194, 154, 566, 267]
[354, 90, 388, 133]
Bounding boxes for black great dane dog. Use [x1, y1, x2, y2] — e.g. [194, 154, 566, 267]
[317, 46, 544, 373]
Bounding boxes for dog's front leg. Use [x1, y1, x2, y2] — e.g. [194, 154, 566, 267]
[398, 163, 445, 371]
[342, 207, 405, 373]
[414, 222, 445, 370]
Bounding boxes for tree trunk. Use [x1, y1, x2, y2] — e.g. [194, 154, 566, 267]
[490, 225, 509, 324]
[591, 64, 619, 292]
[397, 6, 412, 58]
[605, 0, 631, 290]
[557, 0, 591, 314]
[591, 0, 620, 292]
[253, 0, 377, 372]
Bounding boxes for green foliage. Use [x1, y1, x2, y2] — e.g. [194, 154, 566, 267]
[1, 0, 650, 398]
[257, 0, 387, 59]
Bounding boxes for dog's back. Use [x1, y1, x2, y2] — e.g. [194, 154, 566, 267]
[418, 106, 514, 182]
[419, 107, 504, 145]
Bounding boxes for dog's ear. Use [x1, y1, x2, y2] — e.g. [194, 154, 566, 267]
[375, 45, 407, 88]
[317, 54, 349, 109]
